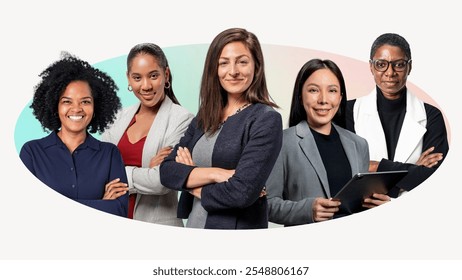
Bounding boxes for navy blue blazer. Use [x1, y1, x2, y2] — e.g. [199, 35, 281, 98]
[160, 103, 282, 229]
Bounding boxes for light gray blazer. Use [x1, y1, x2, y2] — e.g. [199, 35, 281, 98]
[266, 121, 369, 226]
[102, 96, 194, 226]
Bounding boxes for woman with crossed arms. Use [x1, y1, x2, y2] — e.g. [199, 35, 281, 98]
[160, 28, 282, 229]
[102, 43, 194, 226]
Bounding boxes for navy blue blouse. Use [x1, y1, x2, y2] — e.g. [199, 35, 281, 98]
[20, 131, 128, 217]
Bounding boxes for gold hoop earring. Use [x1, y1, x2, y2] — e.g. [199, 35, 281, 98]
[164, 81, 171, 89]
[127, 85, 133, 92]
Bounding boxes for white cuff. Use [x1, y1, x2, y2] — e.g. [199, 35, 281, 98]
[125, 166, 136, 194]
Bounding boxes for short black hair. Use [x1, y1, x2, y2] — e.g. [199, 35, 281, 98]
[370, 33, 411, 60]
[31, 52, 121, 134]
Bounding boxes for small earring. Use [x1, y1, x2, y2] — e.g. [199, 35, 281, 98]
[164, 81, 171, 89]
[127, 85, 133, 92]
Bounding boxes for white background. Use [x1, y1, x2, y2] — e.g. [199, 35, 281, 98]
[1, 0, 461, 278]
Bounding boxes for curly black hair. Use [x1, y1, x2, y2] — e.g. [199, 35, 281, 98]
[31, 52, 121, 134]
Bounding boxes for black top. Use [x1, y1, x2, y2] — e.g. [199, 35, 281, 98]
[378, 101, 449, 196]
[377, 87, 407, 161]
[345, 88, 450, 196]
[310, 126, 352, 197]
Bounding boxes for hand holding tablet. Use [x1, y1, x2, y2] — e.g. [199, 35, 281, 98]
[332, 170, 409, 214]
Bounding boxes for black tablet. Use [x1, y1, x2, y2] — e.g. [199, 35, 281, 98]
[332, 170, 409, 214]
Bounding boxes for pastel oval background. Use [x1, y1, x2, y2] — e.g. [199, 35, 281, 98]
[14, 43, 451, 162]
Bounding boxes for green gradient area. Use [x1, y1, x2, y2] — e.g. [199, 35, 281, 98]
[14, 44, 207, 153]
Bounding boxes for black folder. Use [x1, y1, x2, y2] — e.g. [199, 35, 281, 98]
[332, 170, 408, 214]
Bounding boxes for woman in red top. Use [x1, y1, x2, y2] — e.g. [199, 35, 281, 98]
[102, 43, 194, 226]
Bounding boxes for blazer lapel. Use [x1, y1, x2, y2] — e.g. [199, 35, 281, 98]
[142, 96, 173, 167]
[353, 89, 388, 161]
[296, 121, 331, 197]
[109, 103, 141, 145]
[393, 91, 427, 163]
[336, 125, 360, 175]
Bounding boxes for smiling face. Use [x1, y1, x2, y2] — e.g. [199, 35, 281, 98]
[127, 53, 168, 110]
[218, 41, 255, 98]
[302, 68, 342, 135]
[58, 80, 94, 136]
[370, 44, 411, 99]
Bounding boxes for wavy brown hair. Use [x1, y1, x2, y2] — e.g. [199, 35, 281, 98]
[197, 28, 278, 134]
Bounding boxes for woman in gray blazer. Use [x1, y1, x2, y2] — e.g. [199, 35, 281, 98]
[102, 43, 194, 226]
[266, 59, 390, 226]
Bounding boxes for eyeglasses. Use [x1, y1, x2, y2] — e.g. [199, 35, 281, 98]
[370, 59, 412, 72]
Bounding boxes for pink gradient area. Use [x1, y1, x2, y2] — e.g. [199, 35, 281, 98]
[263, 44, 450, 141]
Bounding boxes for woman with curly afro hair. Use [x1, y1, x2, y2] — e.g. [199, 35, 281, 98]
[20, 52, 129, 217]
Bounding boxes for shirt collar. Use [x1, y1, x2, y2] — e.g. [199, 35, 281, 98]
[43, 131, 100, 151]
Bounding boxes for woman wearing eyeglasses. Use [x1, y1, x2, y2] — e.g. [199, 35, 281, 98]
[346, 33, 449, 197]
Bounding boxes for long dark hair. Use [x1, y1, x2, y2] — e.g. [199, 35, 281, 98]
[197, 28, 278, 134]
[127, 43, 180, 105]
[288, 58, 347, 128]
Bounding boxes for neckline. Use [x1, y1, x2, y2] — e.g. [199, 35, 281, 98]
[219, 103, 252, 128]
[234, 103, 251, 115]
[377, 87, 406, 113]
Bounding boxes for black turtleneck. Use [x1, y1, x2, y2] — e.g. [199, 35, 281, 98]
[310, 126, 352, 197]
[345, 86, 450, 196]
[376, 87, 407, 161]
